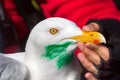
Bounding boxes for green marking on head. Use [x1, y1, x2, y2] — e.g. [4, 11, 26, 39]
[57, 53, 73, 69]
[42, 41, 75, 69]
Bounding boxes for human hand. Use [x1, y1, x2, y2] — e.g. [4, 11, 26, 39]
[77, 23, 110, 80]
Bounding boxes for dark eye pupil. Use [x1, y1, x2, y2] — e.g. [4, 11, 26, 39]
[52, 29, 56, 32]
[49, 28, 58, 34]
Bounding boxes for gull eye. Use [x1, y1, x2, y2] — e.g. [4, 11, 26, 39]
[49, 28, 59, 35]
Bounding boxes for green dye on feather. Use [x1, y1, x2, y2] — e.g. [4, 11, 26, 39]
[42, 41, 74, 69]
[57, 53, 73, 69]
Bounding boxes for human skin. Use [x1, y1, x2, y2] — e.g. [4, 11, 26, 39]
[77, 23, 109, 80]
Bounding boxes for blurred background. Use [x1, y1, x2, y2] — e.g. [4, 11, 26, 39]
[0, 0, 120, 53]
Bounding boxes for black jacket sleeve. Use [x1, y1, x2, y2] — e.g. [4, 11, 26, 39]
[86, 18, 120, 80]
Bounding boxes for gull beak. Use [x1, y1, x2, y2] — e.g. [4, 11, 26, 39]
[70, 31, 106, 44]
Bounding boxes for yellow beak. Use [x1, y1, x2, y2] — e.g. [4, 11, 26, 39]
[71, 31, 106, 44]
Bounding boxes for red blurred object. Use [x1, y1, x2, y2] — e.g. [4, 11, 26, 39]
[39, 0, 120, 27]
[74, 48, 81, 56]
[2, 0, 28, 40]
[1, 0, 28, 53]
[4, 44, 20, 53]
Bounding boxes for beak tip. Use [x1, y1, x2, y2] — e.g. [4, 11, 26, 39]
[100, 34, 106, 44]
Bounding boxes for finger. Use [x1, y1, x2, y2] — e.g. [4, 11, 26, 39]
[86, 43, 109, 61]
[82, 23, 100, 31]
[77, 53, 98, 74]
[85, 72, 97, 80]
[77, 43, 101, 65]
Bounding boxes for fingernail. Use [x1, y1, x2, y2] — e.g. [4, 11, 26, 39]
[83, 25, 94, 31]
[87, 25, 95, 30]
[86, 74, 92, 80]
[78, 54, 84, 62]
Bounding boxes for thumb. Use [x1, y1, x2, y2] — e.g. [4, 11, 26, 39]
[82, 23, 100, 31]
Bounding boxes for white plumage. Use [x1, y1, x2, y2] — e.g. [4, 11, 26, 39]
[2, 17, 83, 80]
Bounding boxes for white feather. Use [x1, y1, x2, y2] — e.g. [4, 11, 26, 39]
[3, 17, 83, 80]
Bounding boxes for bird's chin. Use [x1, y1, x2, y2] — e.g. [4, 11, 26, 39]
[59, 39, 77, 52]
[60, 39, 77, 44]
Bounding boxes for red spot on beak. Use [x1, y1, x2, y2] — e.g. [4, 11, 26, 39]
[93, 39, 100, 44]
